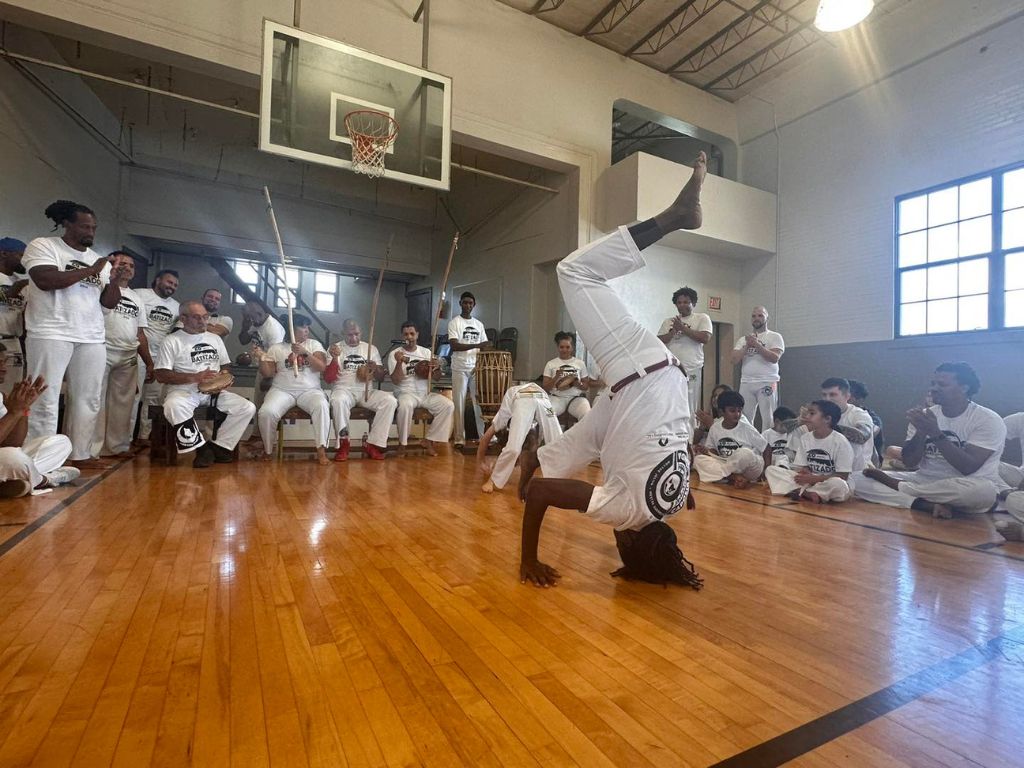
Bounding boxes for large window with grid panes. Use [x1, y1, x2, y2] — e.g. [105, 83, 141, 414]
[896, 162, 1024, 336]
[230, 261, 339, 315]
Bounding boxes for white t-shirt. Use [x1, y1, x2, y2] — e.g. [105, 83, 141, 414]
[794, 430, 854, 475]
[136, 288, 180, 350]
[838, 404, 876, 471]
[155, 331, 229, 395]
[1004, 412, 1024, 444]
[657, 312, 712, 373]
[492, 383, 550, 432]
[248, 315, 286, 350]
[0, 273, 26, 338]
[734, 330, 785, 383]
[209, 314, 234, 333]
[448, 316, 487, 373]
[267, 339, 326, 392]
[332, 341, 381, 390]
[703, 418, 768, 456]
[103, 286, 148, 351]
[762, 427, 792, 466]
[543, 356, 589, 399]
[22, 236, 111, 343]
[906, 402, 1006, 484]
[387, 345, 432, 398]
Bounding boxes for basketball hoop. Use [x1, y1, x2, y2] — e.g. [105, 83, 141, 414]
[344, 110, 399, 178]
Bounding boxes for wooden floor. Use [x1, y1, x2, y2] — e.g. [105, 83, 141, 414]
[1, 450, 1023, 767]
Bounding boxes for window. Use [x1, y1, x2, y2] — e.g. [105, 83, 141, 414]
[232, 260, 262, 304]
[896, 162, 1024, 336]
[273, 267, 300, 309]
[315, 271, 338, 313]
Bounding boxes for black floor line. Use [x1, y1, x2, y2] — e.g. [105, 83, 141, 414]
[694, 486, 1024, 563]
[0, 460, 129, 559]
[708, 625, 1024, 767]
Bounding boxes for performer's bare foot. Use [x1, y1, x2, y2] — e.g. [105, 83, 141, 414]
[863, 466, 901, 491]
[932, 503, 954, 520]
[481, 479, 494, 494]
[316, 447, 328, 466]
[421, 439, 439, 457]
[654, 151, 706, 232]
[802, 491, 824, 504]
[259, 452, 273, 462]
[731, 474, 751, 490]
[517, 430, 541, 502]
[996, 520, 1024, 541]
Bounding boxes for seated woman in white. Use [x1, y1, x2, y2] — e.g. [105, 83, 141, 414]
[542, 331, 591, 422]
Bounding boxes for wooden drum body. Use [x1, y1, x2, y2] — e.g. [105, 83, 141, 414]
[475, 351, 513, 420]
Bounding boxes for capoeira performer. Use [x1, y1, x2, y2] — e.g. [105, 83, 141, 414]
[155, 301, 255, 468]
[657, 286, 712, 417]
[731, 307, 784, 429]
[765, 400, 854, 503]
[692, 390, 767, 489]
[98, 253, 153, 457]
[134, 269, 180, 445]
[255, 314, 330, 464]
[23, 200, 122, 470]
[855, 362, 1005, 518]
[386, 321, 453, 457]
[477, 382, 562, 494]
[324, 319, 397, 461]
[542, 332, 591, 422]
[0, 237, 27, 395]
[516, 153, 707, 589]
[448, 292, 488, 448]
[0, 354, 79, 498]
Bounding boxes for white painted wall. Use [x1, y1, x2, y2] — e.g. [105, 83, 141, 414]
[737, 7, 1024, 348]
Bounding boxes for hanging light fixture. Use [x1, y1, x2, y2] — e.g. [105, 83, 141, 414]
[814, 0, 875, 32]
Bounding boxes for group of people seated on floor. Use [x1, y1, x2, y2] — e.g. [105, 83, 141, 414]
[689, 365, 1024, 542]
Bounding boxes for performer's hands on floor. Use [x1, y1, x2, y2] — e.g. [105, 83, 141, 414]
[520, 560, 560, 588]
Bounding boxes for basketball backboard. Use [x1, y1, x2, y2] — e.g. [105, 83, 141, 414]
[259, 21, 453, 190]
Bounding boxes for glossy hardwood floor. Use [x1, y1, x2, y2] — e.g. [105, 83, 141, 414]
[1, 450, 1022, 767]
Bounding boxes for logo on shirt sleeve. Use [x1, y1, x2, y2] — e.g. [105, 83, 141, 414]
[645, 449, 690, 520]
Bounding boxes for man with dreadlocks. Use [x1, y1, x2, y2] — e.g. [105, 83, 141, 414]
[516, 153, 708, 590]
[22, 200, 125, 469]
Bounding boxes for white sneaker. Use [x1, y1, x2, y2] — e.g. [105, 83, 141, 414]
[44, 467, 81, 487]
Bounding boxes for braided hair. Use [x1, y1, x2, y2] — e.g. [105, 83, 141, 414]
[44, 200, 94, 230]
[611, 521, 703, 589]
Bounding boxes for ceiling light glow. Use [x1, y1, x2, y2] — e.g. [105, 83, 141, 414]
[814, 0, 875, 32]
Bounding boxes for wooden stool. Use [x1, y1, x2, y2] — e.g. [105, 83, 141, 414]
[276, 406, 313, 461]
[149, 405, 239, 466]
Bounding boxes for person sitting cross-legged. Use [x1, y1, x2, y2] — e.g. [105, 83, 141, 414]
[765, 400, 854, 503]
[761, 406, 797, 469]
[854, 362, 1005, 519]
[542, 331, 591, 423]
[692, 390, 767, 489]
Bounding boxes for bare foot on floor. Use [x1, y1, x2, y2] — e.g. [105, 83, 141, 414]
[422, 439, 439, 457]
[316, 447, 328, 466]
[802, 491, 824, 504]
[932, 503, 954, 520]
[654, 150, 706, 232]
[517, 430, 541, 502]
[481, 480, 494, 494]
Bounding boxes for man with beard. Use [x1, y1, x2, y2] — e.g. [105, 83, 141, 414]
[855, 362, 1005, 518]
[255, 314, 330, 465]
[447, 291, 488, 448]
[156, 301, 255, 468]
[386, 321, 453, 457]
[324, 319, 396, 461]
[98, 252, 153, 457]
[657, 286, 712, 417]
[22, 200, 122, 469]
[201, 289, 233, 337]
[731, 306, 784, 429]
[135, 269, 180, 445]
[0, 237, 27, 395]
[515, 153, 707, 590]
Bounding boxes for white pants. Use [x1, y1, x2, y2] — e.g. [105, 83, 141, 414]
[490, 396, 562, 489]
[0, 435, 72, 489]
[693, 447, 764, 483]
[136, 359, 165, 440]
[163, 389, 255, 453]
[330, 387, 397, 449]
[550, 395, 591, 421]
[853, 470, 997, 514]
[98, 347, 140, 455]
[1007, 492, 1024, 524]
[25, 337, 106, 461]
[258, 387, 331, 453]
[395, 392, 454, 445]
[765, 466, 851, 502]
[685, 369, 702, 417]
[999, 462, 1023, 489]
[739, 380, 777, 431]
[451, 368, 485, 443]
[537, 228, 691, 532]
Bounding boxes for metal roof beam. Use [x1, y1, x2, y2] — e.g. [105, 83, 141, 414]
[626, 0, 726, 57]
[582, 0, 649, 37]
[703, 18, 818, 91]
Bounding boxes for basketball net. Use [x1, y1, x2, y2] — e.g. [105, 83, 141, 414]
[344, 110, 399, 178]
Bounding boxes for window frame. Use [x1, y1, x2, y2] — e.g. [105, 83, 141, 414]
[895, 159, 1024, 338]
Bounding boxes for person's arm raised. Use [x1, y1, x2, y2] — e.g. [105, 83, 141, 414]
[519, 478, 594, 587]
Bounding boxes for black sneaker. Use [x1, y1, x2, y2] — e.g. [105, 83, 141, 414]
[193, 443, 215, 468]
[211, 443, 236, 464]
